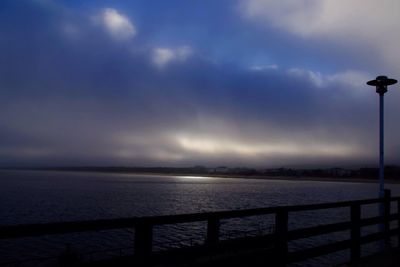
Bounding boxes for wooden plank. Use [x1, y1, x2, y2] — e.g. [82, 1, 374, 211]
[285, 213, 400, 241]
[398, 200, 400, 246]
[0, 217, 141, 239]
[134, 221, 153, 257]
[360, 213, 399, 227]
[205, 217, 220, 245]
[2, 197, 398, 235]
[287, 228, 400, 263]
[288, 239, 351, 262]
[288, 221, 351, 240]
[286, 197, 391, 212]
[384, 189, 391, 248]
[0, 196, 400, 267]
[3, 211, 396, 240]
[360, 228, 400, 245]
[275, 208, 289, 267]
[350, 203, 361, 260]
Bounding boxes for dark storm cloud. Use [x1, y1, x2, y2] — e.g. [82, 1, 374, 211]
[0, 0, 399, 167]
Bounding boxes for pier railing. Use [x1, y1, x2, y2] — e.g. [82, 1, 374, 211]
[1, 190, 400, 266]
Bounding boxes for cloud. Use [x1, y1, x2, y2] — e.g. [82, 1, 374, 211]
[94, 8, 136, 41]
[250, 64, 279, 71]
[0, 60, 388, 167]
[240, 0, 400, 70]
[287, 68, 325, 88]
[152, 48, 175, 67]
[174, 133, 357, 159]
[152, 46, 192, 68]
[287, 68, 370, 89]
[327, 71, 371, 89]
[1, 0, 399, 167]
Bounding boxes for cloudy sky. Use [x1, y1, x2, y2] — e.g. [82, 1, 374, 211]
[1, 0, 400, 168]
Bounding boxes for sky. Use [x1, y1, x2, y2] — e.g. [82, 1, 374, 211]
[1, 0, 400, 168]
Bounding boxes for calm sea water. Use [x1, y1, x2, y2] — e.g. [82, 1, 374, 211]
[1, 170, 399, 266]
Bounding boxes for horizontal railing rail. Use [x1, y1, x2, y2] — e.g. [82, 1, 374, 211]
[2, 196, 399, 238]
[1, 192, 400, 266]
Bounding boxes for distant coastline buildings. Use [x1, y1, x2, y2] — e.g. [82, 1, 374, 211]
[17, 165, 400, 181]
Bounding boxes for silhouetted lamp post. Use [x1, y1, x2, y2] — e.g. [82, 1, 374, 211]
[366, 76, 397, 199]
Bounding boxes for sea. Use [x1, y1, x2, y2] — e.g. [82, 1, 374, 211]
[1, 170, 399, 266]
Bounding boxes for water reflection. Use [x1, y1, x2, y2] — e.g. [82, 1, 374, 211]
[173, 175, 212, 180]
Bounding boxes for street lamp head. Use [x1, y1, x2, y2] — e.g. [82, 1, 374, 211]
[367, 75, 397, 95]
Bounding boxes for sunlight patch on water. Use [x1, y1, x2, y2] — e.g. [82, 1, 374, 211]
[174, 175, 212, 180]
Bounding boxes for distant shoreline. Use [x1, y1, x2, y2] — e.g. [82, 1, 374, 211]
[3, 168, 400, 184]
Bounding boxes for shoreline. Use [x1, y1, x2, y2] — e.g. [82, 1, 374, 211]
[3, 168, 400, 184]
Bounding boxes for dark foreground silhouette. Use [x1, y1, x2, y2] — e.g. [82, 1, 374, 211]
[1, 190, 399, 266]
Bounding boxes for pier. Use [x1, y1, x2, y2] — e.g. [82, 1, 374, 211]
[1, 191, 399, 266]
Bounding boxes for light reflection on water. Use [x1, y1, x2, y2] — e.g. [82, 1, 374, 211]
[173, 175, 213, 180]
[1, 170, 399, 266]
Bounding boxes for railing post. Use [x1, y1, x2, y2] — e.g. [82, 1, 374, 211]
[350, 203, 361, 261]
[397, 199, 400, 247]
[206, 216, 220, 246]
[275, 208, 288, 267]
[384, 189, 391, 248]
[134, 219, 153, 260]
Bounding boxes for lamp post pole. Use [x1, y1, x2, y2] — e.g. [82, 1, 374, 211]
[367, 76, 397, 199]
[367, 76, 397, 249]
[378, 91, 384, 198]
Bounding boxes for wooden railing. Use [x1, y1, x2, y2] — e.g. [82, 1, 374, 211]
[1, 190, 400, 266]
